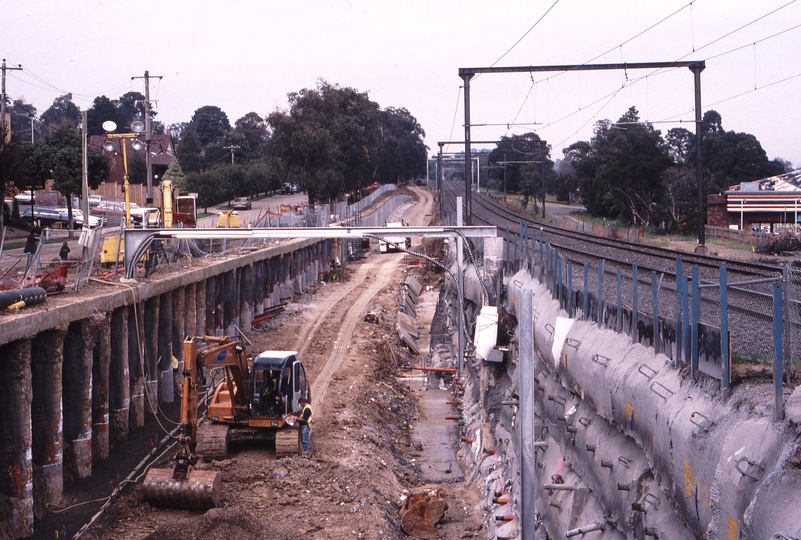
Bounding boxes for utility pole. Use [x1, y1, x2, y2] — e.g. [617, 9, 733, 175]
[437, 143, 444, 220]
[81, 110, 89, 227]
[541, 140, 547, 219]
[132, 70, 162, 205]
[223, 145, 240, 165]
[1, 59, 23, 144]
[461, 73, 473, 225]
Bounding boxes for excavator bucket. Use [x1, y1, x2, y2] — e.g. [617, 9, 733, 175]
[142, 467, 222, 510]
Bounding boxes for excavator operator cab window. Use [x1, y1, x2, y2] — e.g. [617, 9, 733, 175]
[250, 366, 279, 416]
[279, 367, 291, 414]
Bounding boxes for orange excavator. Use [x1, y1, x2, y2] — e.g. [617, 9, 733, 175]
[142, 335, 311, 509]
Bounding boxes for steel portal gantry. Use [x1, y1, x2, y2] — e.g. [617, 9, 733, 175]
[122, 225, 498, 279]
[458, 61, 706, 247]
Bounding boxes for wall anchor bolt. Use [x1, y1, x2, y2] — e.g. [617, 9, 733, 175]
[649, 381, 674, 400]
[638, 364, 659, 380]
[690, 411, 714, 431]
[643, 493, 660, 510]
[592, 354, 610, 367]
[736, 456, 764, 481]
[566, 522, 604, 537]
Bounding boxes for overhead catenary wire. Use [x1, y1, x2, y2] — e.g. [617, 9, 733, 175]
[485, 0, 562, 73]
[488, 0, 800, 153]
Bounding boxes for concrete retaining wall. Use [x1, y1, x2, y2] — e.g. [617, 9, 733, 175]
[448, 253, 801, 539]
[0, 237, 331, 538]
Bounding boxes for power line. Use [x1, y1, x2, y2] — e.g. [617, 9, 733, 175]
[535, 3, 801, 149]
[585, 1, 697, 65]
[444, 85, 462, 154]
[677, 0, 798, 60]
[704, 22, 801, 62]
[490, 1, 697, 141]
[487, 0, 561, 70]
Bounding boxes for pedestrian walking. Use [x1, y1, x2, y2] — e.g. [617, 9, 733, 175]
[23, 231, 38, 272]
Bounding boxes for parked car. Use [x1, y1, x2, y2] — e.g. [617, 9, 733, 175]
[20, 206, 101, 229]
[88, 195, 103, 207]
[20, 206, 62, 226]
[290, 184, 300, 193]
[54, 208, 101, 228]
[232, 197, 252, 210]
[281, 183, 292, 194]
[94, 201, 154, 226]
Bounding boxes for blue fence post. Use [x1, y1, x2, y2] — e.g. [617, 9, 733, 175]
[539, 228, 544, 262]
[720, 262, 730, 396]
[583, 263, 589, 320]
[774, 282, 784, 421]
[597, 260, 605, 326]
[632, 265, 639, 342]
[691, 265, 700, 375]
[683, 275, 691, 365]
[504, 227, 510, 272]
[652, 271, 659, 354]
[616, 268, 623, 334]
[551, 247, 557, 299]
[676, 257, 684, 363]
[513, 235, 519, 272]
[522, 223, 528, 260]
[568, 261, 574, 318]
[556, 251, 563, 307]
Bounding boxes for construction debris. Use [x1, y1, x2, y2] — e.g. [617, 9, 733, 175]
[399, 489, 449, 540]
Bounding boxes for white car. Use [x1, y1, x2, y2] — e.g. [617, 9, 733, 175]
[54, 208, 101, 228]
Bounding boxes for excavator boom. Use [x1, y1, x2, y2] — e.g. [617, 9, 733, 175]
[142, 336, 243, 509]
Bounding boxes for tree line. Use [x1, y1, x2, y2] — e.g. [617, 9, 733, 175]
[481, 106, 790, 233]
[1, 80, 428, 234]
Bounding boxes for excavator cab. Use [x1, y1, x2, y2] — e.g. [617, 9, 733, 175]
[248, 351, 310, 419]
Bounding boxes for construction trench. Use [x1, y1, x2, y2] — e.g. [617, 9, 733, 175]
[2, 192, 801, 539]
[0, 237, 332, 539]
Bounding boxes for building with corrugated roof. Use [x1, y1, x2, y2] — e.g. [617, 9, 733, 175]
[707, 169, 801, 233]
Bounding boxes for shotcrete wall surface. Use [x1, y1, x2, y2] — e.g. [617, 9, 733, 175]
[492, 267, 801, 539]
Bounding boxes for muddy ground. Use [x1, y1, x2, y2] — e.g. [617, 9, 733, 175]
[37, 187, 485, 540]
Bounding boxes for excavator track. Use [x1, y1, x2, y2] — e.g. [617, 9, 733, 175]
[198, 422, 230, 461]
[274, 427, 301, 458]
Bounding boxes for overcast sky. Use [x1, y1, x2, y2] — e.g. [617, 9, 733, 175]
[3, 0, 800, 167]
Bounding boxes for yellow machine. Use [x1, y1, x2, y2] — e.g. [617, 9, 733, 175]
[142, 336, 311, 509]
[216, 211, 240, 228]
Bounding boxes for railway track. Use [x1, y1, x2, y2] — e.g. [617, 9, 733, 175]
[441, 180, 800, 366]
[442, 180, 780, 280]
